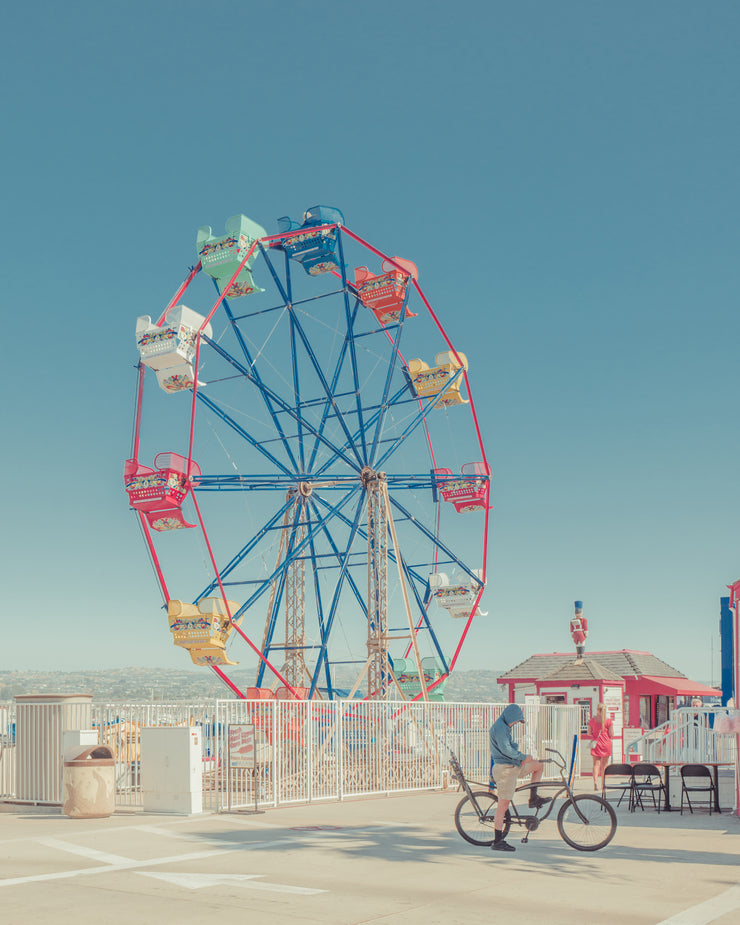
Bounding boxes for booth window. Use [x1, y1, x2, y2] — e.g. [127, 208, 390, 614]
[639, 696, 652, 729]
[576, 699, 592, 734]
[656, 695, 674, 727]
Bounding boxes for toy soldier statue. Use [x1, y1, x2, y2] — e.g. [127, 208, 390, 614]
[570, 600, 588, 660]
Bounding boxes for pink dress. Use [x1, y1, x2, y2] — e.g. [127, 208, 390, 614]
[588, 718, 613, 758]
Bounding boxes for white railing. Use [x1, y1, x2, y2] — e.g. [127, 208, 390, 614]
[0, 703, 16, 799]
[626, 708, 738, 765]
[0, 699, 581, 810]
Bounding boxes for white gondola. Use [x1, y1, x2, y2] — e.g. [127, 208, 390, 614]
[429, 571, 486, 619]
[136, 305, 212, 393]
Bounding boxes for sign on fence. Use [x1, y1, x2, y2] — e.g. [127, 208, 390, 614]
[228, 724, 255, 768]
[228, 723, 261, 813]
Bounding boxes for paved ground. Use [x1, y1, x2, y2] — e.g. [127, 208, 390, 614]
[1, 789, 738, 925]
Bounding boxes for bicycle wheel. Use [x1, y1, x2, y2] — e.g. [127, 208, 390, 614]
[556, 795, 617, 851]
[454, 791, 510, 846]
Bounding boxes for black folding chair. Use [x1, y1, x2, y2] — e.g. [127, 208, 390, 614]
[680, 764, 718, 815]
[601, 763, 634, 808]
[631, 763, 667, 813]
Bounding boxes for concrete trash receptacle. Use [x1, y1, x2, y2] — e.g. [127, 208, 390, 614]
[63, 745, 115, 818]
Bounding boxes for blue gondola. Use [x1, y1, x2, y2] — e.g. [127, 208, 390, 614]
[275, 205, 344, 276]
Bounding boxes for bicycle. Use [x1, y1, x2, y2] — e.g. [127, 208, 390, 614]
[450, 747, 617, 852]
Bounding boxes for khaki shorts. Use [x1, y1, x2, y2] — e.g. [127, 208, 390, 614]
[491, 762, 523, 800]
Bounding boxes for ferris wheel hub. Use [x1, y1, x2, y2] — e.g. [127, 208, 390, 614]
[360, 467, 386, 486]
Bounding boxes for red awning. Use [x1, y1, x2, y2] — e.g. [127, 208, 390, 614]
[638, 676, 721, 697]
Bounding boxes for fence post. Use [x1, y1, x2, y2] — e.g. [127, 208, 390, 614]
[337, 701, 344, 801]
[307, 701, 313, 803]
[272, 702, 278, 806]
[216, 701, 223, 812]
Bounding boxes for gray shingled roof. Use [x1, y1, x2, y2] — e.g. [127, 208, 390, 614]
[497, 650, 686, 682]
[538, 658, 624, 683]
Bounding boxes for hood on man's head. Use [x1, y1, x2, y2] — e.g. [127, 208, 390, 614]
[501, 703, 524, 726]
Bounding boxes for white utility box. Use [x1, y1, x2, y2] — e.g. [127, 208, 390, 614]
[141, 726, 203, 814]
[62, 729, 99, 762]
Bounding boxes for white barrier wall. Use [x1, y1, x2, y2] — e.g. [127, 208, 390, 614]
[0, 700, 582, 811]
[14, 695, 93, 804]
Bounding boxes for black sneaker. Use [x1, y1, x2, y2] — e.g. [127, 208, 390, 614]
[491, 838, 516, 852]
[528, 794, 549, 810]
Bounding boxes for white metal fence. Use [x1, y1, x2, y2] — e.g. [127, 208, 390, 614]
[627, 708, 738, 765]
[0, 700, 581, 810]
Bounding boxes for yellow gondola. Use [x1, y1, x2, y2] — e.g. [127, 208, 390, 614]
[167, 597, 243, 666]
[407, 351, 468, 407]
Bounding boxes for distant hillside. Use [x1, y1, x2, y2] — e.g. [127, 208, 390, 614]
[0, 667, 507, 703]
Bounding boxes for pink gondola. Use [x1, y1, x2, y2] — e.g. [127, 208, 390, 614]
[354, 257, 419, 324]
[433, 462, 491, 513]
[124, 452, 201, 531]
[275, 686, 312, 700]
[245, 687, 276, 700]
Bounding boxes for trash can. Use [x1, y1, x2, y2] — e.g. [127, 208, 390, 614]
[63, 745, 115, 818]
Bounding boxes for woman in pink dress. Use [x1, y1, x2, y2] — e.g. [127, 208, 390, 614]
[588, 703, 613, 790]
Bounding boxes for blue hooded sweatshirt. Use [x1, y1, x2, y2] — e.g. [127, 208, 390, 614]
[489, 703, 527, 767]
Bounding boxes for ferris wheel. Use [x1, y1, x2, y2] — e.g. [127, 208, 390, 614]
[125, 206, 490, 701]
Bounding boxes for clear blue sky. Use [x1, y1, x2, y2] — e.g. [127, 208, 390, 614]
[1, 1, 739, 685]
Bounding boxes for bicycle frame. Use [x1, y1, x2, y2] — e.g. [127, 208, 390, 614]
[450, 747, 590, 836]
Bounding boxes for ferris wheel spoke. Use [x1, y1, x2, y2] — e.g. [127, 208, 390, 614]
[287, 313, 307, 470]
[367, 310, 408, 468]
[232, 486, 361, 625]
[218, 294, 300, 472]
[310, 491, 423, 600]
[383, 474, 437, 491]
[195, 474, 302, 491]
[372, 371, 468, 474]
[306, 298, 366, 472]
[202, 336, 361, 473]
[372, 388, 450, 472]
[283, 306, 365, 469]
[335, 232, 371, 464]
[307, 491, 367, 699]
[257, 500, 307, 684]
[307, 496, 369, 619]
[313, 382, 411, 478]
[304, 503, 332, 695]
[396, 553, 450, 673]
[305, 327, 353, 472]
[388, 494, 486, 588]
[255, 241, 366, 471]
[195, 392, 294, 476]
[256, 240, 291, 305]
[194, 494, 297, 601]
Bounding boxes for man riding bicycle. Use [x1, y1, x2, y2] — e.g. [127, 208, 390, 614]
[489, 704, 547, 852]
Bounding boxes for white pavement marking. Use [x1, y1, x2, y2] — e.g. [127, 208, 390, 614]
[654, 883, 740, 925]
[0, 837, 299, 888]
[0, 821, 400, 890]
[139, 872, 326, 894]
[35, 837, 133, 866]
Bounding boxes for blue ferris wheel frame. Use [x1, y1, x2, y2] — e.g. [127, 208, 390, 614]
[130, 220, 489, 700]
